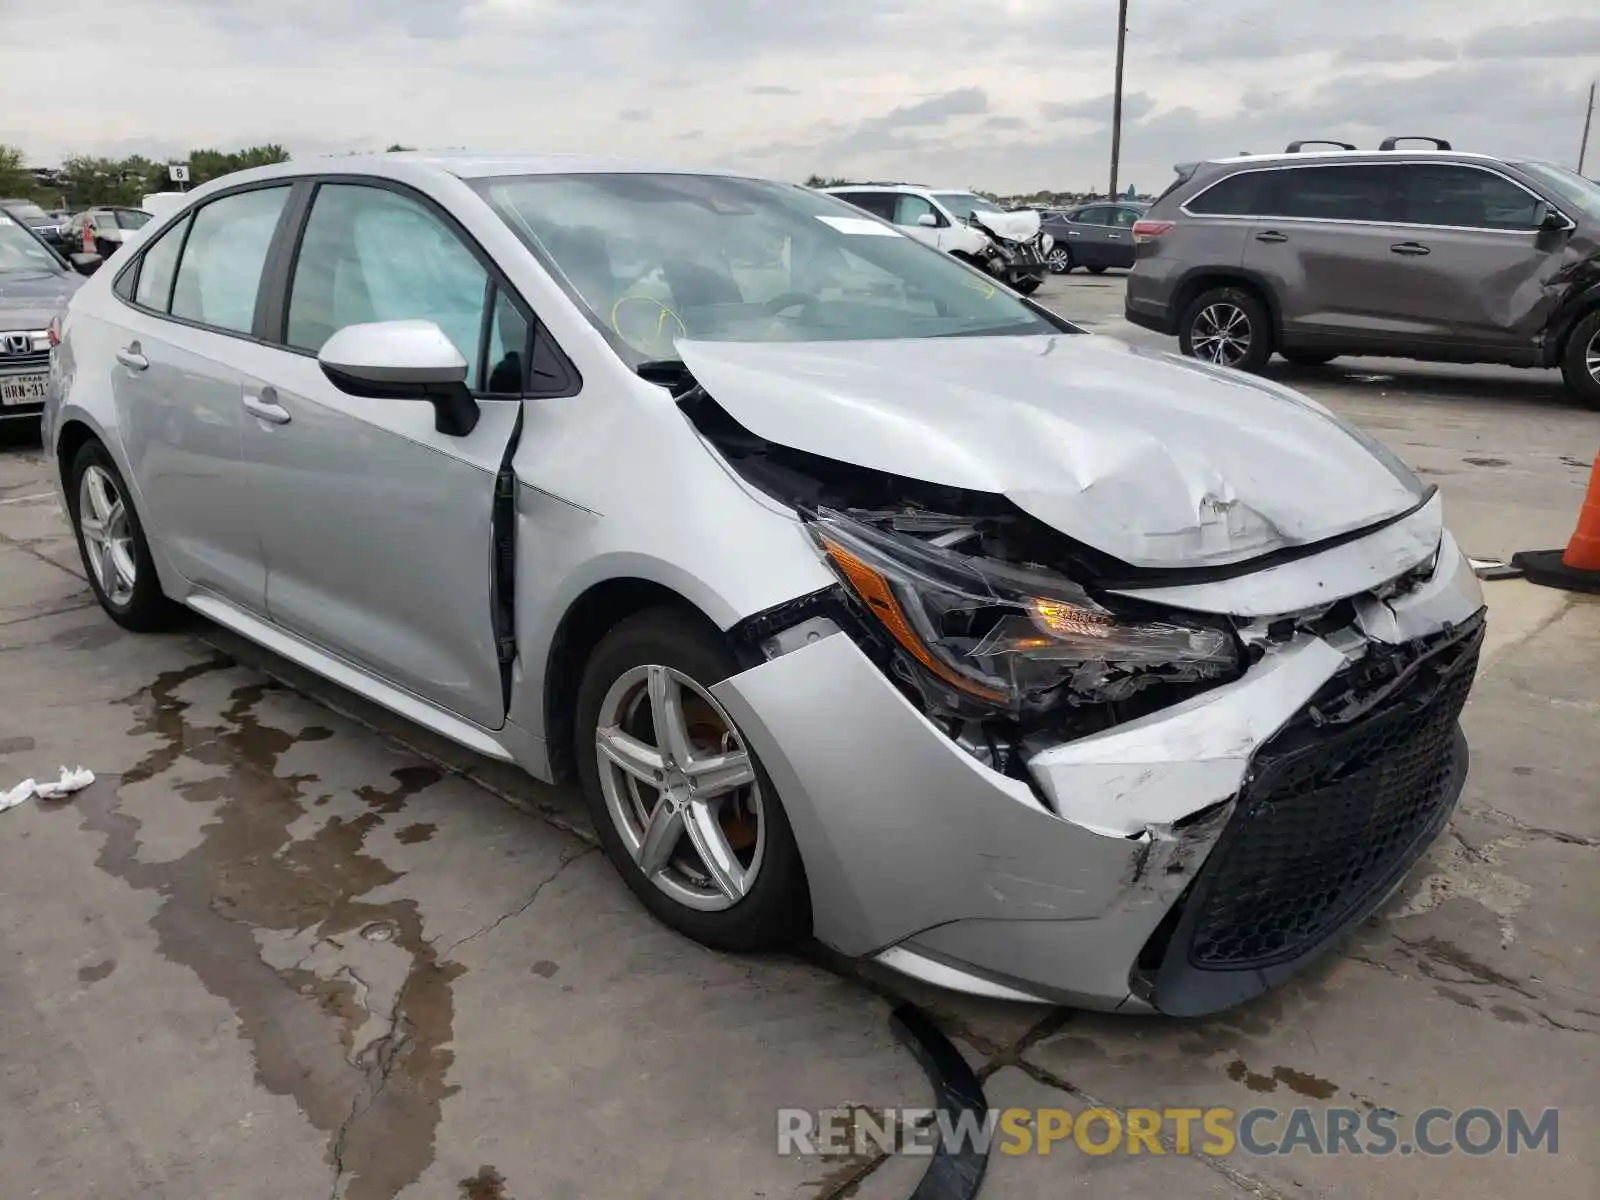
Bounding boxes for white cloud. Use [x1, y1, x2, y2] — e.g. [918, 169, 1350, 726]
[2, 0, 1596, 192]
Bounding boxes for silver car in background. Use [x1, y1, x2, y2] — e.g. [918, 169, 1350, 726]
[46, 155, 1485, 1015]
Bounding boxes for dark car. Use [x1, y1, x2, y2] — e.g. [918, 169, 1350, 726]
[0, 198, 70, 253]
[58, 207, 153, 257]
[1125, 136, 1600, 407]
[1040, 202, 1148, 274]
[0, 212, 97, 426]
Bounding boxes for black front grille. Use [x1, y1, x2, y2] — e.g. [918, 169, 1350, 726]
[0, 348, 50, 373]
[1184, 627, 1479, 971]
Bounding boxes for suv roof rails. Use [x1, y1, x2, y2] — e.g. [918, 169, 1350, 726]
[1379, 136, 1452, 151]
[1285, 140, 1358, 153]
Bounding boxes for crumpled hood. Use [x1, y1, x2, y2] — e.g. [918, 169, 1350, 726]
[676, 334, 1425, 570]
[972, 209, 1041, 244]
[0, 270, 80, 330]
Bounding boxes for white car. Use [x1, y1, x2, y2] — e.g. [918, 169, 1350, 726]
[821, 184, 1051, 294]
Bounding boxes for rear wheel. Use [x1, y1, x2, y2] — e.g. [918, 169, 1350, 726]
[1281, 349, 1339, 367]
[1560, 309, 1600, 410]
[1179, 286, 1274, 372]
[65, 440, 176, 631]
[574, 608, 810, 952]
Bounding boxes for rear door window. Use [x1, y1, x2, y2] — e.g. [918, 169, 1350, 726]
[834, 192, 896, 220]
[1271, 165, 1403, 221]
[170, 187, 291, 334]
[1399, 165, 1543, 230]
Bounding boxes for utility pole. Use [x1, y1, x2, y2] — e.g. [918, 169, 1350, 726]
[1108, 0, 1129, 200]
[1580, 81, 1595, 176]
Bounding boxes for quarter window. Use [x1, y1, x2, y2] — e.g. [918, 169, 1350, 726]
[1399, 165, 1543, 230]
[131, 216, 190, 312]
[170, 187, 291, 334]
[1185, 171, 1278, 216]
[836, 192, 897, 221]
[285, 184, 489, 383]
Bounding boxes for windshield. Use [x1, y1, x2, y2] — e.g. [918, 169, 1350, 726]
[0, 214, 64, 273]
[474, 173, 1056, 364]
[114, 209, 152, 230]
[932, 192, 1003, 221]
[1512, 160, 1600, 221]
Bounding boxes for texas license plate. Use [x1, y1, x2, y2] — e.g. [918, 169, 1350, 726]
[0, 373, 48, 406]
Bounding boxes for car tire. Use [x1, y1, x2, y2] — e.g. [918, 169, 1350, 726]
[1559, 309, 1600, 411]
[574, 607, 810, 953]
[1179, 286, 1274, 372]
[66, 439, 177, 632]
[1012, 276, 1042, 296]
[1088, 265, 1109, 275]
[1046, 246, 1073, 274]
[1281, 349, 1339, 367]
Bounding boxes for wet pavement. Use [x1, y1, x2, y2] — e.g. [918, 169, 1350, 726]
[2, 288, 1596, 1199]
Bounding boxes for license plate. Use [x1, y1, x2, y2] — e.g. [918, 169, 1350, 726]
[0, 373, 48, 406]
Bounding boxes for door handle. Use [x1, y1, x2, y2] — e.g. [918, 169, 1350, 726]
[1066, 230, 1082, 237]
[1391, 242, 1431, 256]
[1255, 230, 1288, 243]
[115, 344, 148, 371]
[243, 387, 291, 425]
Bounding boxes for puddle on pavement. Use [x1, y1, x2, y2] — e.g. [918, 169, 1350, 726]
[71, 655, 463, 1200]
[459, 1165, 512, 1200]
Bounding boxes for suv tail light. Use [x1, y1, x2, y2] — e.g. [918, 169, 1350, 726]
[1132, 220, 1174, 244]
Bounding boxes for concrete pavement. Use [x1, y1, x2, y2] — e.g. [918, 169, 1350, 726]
[1, 279, 1596, 1199]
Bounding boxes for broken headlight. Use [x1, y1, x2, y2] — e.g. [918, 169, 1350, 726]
[809, 509, 1239, 716]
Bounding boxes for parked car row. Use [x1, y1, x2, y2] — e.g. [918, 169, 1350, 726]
[0, 213, 100, 423]
[0, 201, 153, 258]
[1126, 135, 1600, 407]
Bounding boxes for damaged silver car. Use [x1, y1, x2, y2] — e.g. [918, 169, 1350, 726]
[47, 156, 1486, 1016]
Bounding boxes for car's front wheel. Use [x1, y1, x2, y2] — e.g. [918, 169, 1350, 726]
[1011, 274, 1042, 295]
[1179, 286, 1274, 372]
[574, 608, 810, 952]
[66, 439, 176, 631]
[1560, 309, 1600, 410]
[1046, 246, 1073, 274]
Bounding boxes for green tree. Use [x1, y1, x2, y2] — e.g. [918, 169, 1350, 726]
[0, 144, 31, 197]
[60, 155, 142, 206]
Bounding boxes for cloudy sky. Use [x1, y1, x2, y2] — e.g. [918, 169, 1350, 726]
[3, 0, 1597, 192]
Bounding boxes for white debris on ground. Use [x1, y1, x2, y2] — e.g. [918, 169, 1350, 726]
[1, 767, 96, 814]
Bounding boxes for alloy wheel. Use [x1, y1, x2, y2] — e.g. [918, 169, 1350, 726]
[1046, 247, 1071, 273]
[78, 465, 137, 606]
[1587, 326, 1600, 385]
[1191, 302, 1253, 367]
[594, 664, 766, 911]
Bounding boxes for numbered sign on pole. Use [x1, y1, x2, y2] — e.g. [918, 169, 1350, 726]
[169, 164, 190, 184]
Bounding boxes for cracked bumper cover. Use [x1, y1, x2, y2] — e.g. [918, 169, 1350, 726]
[711, 533, 1484, 1013]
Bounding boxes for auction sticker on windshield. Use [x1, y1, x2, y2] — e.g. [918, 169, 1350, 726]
[1, 374, 48, 405]
[815, 215, 902, 237]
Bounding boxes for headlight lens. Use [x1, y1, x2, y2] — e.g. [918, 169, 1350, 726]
[809, 510, 1239, 715]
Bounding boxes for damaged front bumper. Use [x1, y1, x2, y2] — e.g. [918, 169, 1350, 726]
[711, 532, 1485, 1015]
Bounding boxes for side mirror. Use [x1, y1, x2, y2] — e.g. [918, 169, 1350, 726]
[318, 320, 480, 437]
[69, 252, 102, 276]
[1537, 203, 1572, 233]
[917, 213, 939, 228]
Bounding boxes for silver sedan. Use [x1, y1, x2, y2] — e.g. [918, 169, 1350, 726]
[45, 154, 1485, 1015]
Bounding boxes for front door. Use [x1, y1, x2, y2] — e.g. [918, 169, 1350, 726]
[110, 185, 295, 612]
[233, 181, 528, 730]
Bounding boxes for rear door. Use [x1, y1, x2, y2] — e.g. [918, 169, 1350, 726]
[229, 179, 536, 730]
[1239, 163, 1420, 347]
[107, 184, 294, 612]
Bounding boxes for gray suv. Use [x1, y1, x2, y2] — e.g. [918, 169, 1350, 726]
[1124, 137, 1600, 407]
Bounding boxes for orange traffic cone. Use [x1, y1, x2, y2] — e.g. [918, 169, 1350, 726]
[81, 220, 95, 255]
[1513, 449, 1600, 593]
